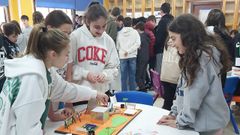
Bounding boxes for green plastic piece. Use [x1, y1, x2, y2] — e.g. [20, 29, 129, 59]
[111, 116, 128, 127]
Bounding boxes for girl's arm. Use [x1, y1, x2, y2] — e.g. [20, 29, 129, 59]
[50, 69, 108, 105]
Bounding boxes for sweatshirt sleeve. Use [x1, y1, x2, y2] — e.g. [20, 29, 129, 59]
[176, 62, 210, 128]
[50, 69, 97, 103]
[106, 21, 118, 42]
[126, 31, 141, 54]
[102, 42, 120, 82]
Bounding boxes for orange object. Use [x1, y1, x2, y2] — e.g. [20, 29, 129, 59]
[233, 96, 240, 103]
[55, 109, 142, 135]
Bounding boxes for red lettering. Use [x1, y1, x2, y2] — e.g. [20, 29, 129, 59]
[93, 46, 101, 61]
[100, 49, 107, 64]
[77, 46, 107, 64]
[78, 47, 85, 62]
[86, 46, 93, 60]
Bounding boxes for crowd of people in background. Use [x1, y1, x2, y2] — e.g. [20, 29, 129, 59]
[0, 1, 240, 135]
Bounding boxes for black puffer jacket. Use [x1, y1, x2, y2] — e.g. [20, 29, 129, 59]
[154, 14, 174, 54]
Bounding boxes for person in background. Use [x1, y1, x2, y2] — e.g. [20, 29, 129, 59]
[69, 4, 119, 111]
[73, 14, 79, 29]
[88, 1, 100, 7]
[32, 11, 44, 25]
[144, 15, 156, 89]
[135, 22, 150, 92]
[11, 20, 28, 54]
[154, 2, 174, 73]
[116, 15, 124, 31]
[158, 14, 231, 135]
[117, 17, 141, 91]
[20, 15, 33, 37]
[205, 9, 234, 62]
[106, 7, 121, 43]
[44, 10, 74, 122]
[74, 15, 83, 29]
[0, 22, 20, 92]
[205, 9, 234, 87]
[160, 38, 180, 110]
[0, 24, 108, 135]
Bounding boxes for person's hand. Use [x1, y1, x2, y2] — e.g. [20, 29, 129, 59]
[96, 92, 109, 105]
[87, 72, 97, 83]
[60, 108, 74, 119]
[96, 73, 105, 83]
[157, 115, 176, 124]
[124, 52, 128, 57]
[158, 119, 177, 128]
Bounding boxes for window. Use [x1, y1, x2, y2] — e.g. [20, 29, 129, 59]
[0, 7, 6, 23]
[36, 7, 72, 20]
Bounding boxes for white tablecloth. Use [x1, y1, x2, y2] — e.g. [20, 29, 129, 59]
[44, 103, 199, 135]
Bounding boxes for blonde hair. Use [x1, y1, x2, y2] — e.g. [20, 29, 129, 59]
[25, 24, 69, 60]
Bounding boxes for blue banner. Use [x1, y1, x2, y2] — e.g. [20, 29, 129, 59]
[0, 0, 8, 6]
[35, 0, 103, 10]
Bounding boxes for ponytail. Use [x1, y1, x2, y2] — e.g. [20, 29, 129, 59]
[25, 24, 69, 60]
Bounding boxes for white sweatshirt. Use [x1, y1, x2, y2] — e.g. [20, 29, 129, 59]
[70, 25, 119, 92]
[116, 27, 141, 59]
[0, 55, 97, 135]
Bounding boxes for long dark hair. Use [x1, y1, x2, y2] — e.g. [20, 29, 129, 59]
[168, 14, 231, 86]
[205, 9, 229, 36]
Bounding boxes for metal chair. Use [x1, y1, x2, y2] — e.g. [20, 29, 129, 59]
[150, 69, 164, 103]
[223, 76, 240, 134]
[115, 91, 154, 106]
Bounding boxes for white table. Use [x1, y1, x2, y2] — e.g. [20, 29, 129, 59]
[44, 103, 199, 135]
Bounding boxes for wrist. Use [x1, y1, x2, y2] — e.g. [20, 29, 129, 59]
[168, 111, 177, 118]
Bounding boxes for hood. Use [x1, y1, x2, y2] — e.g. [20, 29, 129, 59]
[4, 55, 46, 78]
[206, 26, 214, 34]
[145, 21, 155, 31]
[80, 24, 105, 40]
[120, 27, 135, 37]
[212, 46, 221, 64]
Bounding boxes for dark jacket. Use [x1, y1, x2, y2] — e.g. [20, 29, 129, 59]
[106, 16, 118, 43]
[144, 21, 156, 58]
[214, 27, 235, 63]
[137, 32, 150, 62]
[234, 33, 240, 66]
[154, 14, 174, 54]
[0, 34, 20, 91]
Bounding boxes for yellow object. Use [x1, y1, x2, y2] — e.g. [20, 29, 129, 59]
[9, 0, 19, 22]
[8, 0, 34, 25]
[19, 0, 34, 25]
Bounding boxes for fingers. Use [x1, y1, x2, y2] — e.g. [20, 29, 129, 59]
[87, 72, 105, 83]
[157, 119, 177, 128]
[61, 108, 74, 118]
[96, 93, 109, 105]
[87, 72, 97, 83]
[157, 115, 176, 125]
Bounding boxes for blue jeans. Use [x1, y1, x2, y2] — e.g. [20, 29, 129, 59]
[120, 58, 137, 91]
